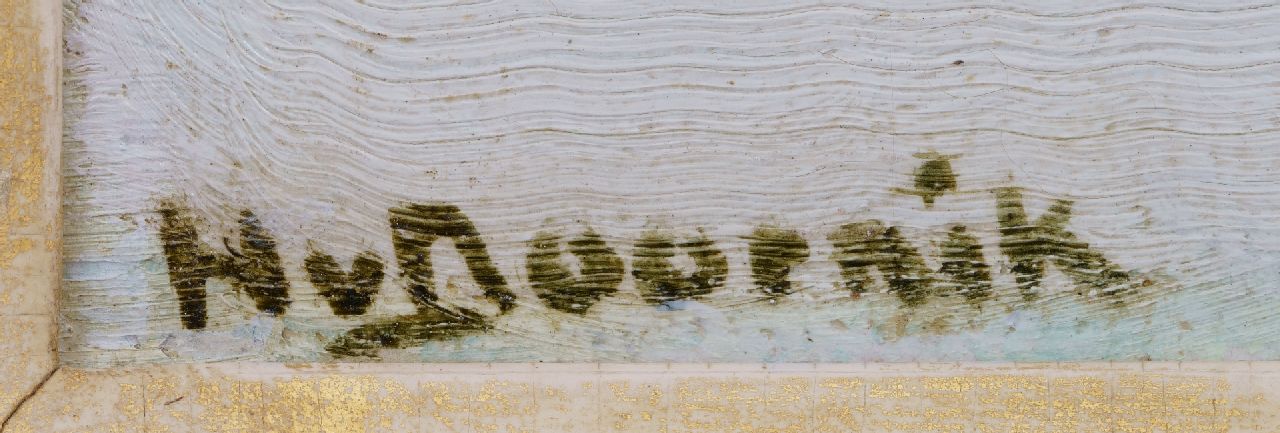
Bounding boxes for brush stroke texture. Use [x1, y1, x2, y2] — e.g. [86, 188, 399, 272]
[59, 0, 1280, 366]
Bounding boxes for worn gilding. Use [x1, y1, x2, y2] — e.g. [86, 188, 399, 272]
[0, 0, 58, 428]
[4, 364, 1279, 432]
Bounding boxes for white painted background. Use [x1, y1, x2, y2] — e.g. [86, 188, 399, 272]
[60, 0, 1280, 366]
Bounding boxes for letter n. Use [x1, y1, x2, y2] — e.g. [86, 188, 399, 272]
[828, 220, 934, 307]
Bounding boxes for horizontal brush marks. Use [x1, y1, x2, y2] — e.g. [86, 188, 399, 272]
[633, 230, 730, 306]
[746, 226, 811, 297]
[830, 221, 936, 307]
[937, 225, 994, 305]
[526, 229, 624, 314]
[995, 188, 1133, 301]
[303, 249, 384, 316]
[150, 187, 1146, 360]
[60, 0, 1280, 364]
[389, 203, 516, 313]
[157, 201, 292, 328]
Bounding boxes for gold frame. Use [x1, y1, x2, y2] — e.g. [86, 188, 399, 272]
[1, 0, 60, 429]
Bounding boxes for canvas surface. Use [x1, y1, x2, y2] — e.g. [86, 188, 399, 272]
[59, 0, 1280, 366]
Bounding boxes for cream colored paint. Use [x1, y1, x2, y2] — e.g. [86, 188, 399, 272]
[57, 1, 1280, 364]
[4, 0, 1280, 431]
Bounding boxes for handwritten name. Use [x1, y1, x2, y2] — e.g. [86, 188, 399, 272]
[158, 183, 1135, 357]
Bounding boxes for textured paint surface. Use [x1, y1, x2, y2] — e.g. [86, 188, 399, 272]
[6, 1, 1280, 430]
[526, 229, 624, 314]
[59, 1, 1280, 365]
[303, 249, 384, 316]
[746, 225, 810, 297]
[6, 363, 1280, 432]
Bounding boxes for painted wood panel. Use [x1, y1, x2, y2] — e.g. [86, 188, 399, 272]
[59, 0, 1280, 366]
